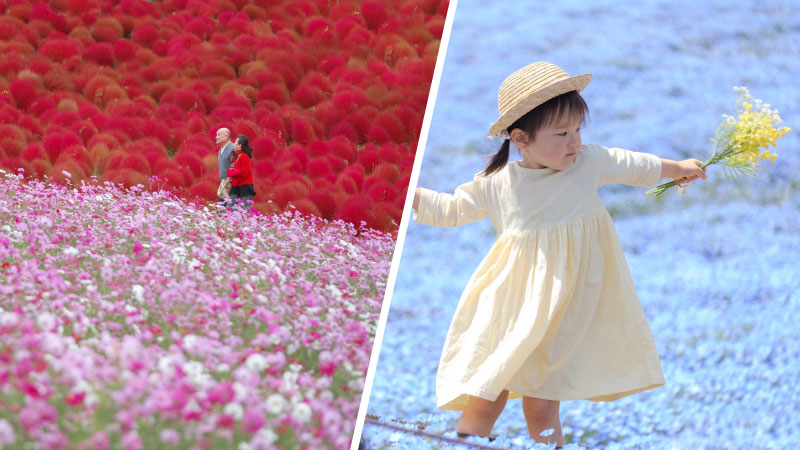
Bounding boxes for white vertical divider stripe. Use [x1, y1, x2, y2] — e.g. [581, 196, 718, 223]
[349, 0, 461, 448]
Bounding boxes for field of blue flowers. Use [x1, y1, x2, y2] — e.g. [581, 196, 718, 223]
[360, 0, 800, 448]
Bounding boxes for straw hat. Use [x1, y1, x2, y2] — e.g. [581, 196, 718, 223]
[488, 62, 592, 137]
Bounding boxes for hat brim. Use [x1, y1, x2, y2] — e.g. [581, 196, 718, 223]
[488, 73, 592, 137]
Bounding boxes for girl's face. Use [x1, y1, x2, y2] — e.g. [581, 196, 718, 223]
[513, 116, 582, 171]
[234, 138, 242, 152]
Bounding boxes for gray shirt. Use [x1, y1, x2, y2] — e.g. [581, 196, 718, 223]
[218, 141, 235, 180]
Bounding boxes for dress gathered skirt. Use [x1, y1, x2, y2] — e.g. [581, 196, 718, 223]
[414, 145, 666, 411]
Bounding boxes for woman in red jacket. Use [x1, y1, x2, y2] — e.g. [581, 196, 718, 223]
[226, 134, 256, 209]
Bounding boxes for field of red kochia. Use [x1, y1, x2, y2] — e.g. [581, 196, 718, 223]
[0, 0, 447, 230]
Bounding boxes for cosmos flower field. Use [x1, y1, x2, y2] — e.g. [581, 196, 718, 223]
[361, 0, 800, 448]
[0, 171, 395, 449]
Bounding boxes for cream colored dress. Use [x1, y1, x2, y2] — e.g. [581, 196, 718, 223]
[414, 144, 666, 411]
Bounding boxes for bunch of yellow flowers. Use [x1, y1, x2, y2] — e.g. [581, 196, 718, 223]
[648, 86, 791, 197]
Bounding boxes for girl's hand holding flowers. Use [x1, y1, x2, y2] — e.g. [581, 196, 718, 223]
[647, 86, 790, 197]
[663, 158, 707, 183]
[660, 158, 707, 194]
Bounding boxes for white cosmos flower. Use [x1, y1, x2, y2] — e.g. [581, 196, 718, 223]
[182, 334, 199, 353]
[291, 402, 313, 424]
[254, 429, 277, 445]
[265, 394, 286, 414]
[244, 354, 268, 372]
[348, 377, 364, 392]
[0, 312, 19, 327]
[224, 402, 244, 421]
[36, 313, 57, 331]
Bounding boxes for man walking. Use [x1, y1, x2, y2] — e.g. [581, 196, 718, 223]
[215, 127, 235, 204]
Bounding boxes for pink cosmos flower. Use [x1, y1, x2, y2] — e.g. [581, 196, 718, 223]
[160, 429, 180, 445]
[86, 431, 110, 450]
[207, 381, 235, 405]
[0, 419, 15, 447]
[121, 431, 142, 450]
[242, 409, 265, 433]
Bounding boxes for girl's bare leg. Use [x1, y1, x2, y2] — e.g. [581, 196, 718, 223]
[522, 397, 564, 446]
[456, 390, 509, 437]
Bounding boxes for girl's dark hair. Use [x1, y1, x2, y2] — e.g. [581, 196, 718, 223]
[482, 90, 589, 176]
[236, 134, 253, 158]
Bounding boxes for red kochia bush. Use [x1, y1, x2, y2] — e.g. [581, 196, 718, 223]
[84, 43, 115, 66]
[291, 82, 325, 109]
[367, 125, 390, 144]
[113, 39, 138, 61]
[305, 189, 337, 220]
[200, 60, 235, 79]
[334, 193, 375, 227]
[161, 89, 204, 113]
[70, 121, 98, 144]
[327, 135, 356, 163]
[187, 180, 217, 201]
[290, 198, 322, 218]
[339, 164, 365, 191]
[231, 119, 258, 140]
[373, 161, 401, 183]
[364, 177, 398, 203]
[9, 79, 39, 110]
[356, 144, 381, 173]
[250, 136, 278, 159]
[91, 17, 123, 42]
[18, 115, 43, 138]
[131, 22, 161, 48]
[20, 144, 47, 162]
[305, 157, 332, 179]
[175, 152, 204, 179]
[361, 1, 388, 30]
[185, 16, 215, 38]
[253, 159, 275, 178]
[0, 17, 23, 41]
[160, 167, 190, 189]
[55, 144, 92, 176]
[290, 116, 315, 144]
[271, 180, 309, 209]
[0, 125, 26, 148]
[42, 132, 82, 163]
[29, 3, 69, 33]
[328, 122, 358, 144]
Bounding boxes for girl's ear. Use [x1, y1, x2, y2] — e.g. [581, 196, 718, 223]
[509, 128, 528, 148]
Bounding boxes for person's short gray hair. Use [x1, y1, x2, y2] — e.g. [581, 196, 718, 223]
[218, 127, 231, 138]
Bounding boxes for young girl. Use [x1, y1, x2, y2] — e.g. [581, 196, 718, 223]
[411, 62, 706, 447]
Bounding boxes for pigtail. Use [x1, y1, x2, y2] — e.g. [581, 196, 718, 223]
[482, 138, 511, 176]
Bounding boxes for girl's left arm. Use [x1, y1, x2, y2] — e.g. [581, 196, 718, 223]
[660, 158, 706, 183]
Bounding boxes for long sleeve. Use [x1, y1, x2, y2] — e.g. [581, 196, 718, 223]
[413, 176, 488, 228]
[591, 145, 662, 187]
[228, 153, 253, 186]
[218, 143, 234, 179]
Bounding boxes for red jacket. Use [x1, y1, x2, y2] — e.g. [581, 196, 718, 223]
[226, 152, 253, 186]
